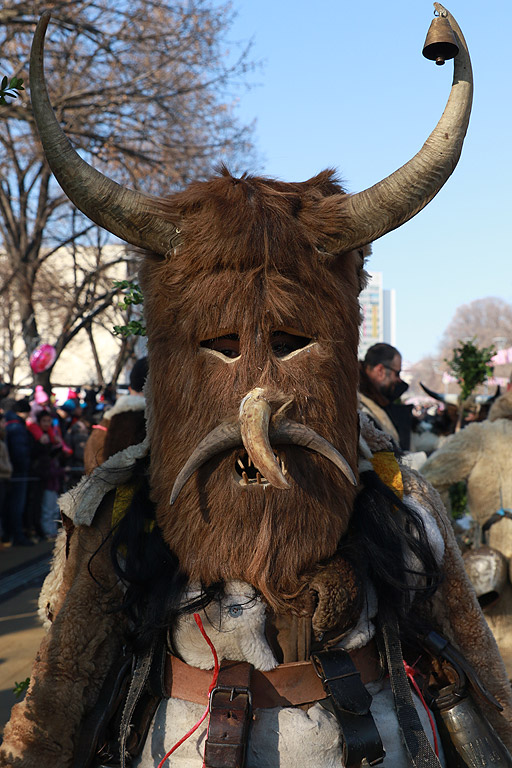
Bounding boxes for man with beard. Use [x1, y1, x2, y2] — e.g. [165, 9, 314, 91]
[359, 343, 411, 449]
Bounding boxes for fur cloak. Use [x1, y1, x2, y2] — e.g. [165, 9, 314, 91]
[2, 415, 511, 767]
[421, 387, 512, 675]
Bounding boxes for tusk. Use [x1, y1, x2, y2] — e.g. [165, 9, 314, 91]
[271, 419, 357, 487]
[239, 389, 290, 490]
[170, 420, 241, 504]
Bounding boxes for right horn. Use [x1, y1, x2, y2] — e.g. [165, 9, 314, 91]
[331, 4, 472, 253]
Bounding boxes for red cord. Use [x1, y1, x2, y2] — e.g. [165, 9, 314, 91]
[157, 613, 219, 768]
[403, 661, 439, 758]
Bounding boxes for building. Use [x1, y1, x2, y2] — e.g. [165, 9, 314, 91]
[358, 271, 396, 358]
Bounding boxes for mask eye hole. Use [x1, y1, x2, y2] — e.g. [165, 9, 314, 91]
[200, 333, 240, 359]
[271, 330, 313, 358]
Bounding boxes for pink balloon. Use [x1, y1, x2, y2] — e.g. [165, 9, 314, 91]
[30, 344, 56, 374]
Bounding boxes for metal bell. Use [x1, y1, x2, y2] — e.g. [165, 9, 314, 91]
[422, 15, 459, 66]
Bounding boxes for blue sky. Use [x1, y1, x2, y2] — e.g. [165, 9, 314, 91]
[223, 0, 511, 364]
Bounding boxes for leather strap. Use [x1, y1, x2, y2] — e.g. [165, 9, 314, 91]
[381, 618, 442, 768]
[203, 661, 252, 768]
[312, 649, 385, 767]
[166, 640, 381, 709]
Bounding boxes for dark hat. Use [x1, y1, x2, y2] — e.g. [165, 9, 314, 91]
[129, 357, 149, 393]
[15, 399, 31, 414]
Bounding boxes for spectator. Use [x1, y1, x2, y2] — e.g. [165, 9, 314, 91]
[55, 398, 82, 443]
[0, 414, 13, 542]
[359, 343, 411, 450]
[29, 410, 65, 539]
[66, 413, 91, 488]
[3, 399, 33, 546]
[84, 358, 148, 473]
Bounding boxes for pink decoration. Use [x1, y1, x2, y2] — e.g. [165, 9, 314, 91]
[34, 384, 49, 404]
[30, 344, 56, 374]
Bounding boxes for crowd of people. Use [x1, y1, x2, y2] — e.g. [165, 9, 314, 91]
[0, 381, 119, 547]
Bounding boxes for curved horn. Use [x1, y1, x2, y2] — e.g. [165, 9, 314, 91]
[239, 389, 290, 490]
[420, 382, 460, 405]
[420, 382, 446, 402]
[333, 4, 472, 252]
[30, 12, 181, 256]
[170, 421, 241, 505]
[475, 386, 501, 406]
[271, 419, 357, 487]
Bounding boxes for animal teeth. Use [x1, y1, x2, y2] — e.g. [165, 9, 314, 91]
[237, 458, 245, 470]
[242, 471, 249, 483]
[256, 472, 262, 484]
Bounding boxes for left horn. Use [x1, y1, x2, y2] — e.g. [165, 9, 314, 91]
[331, 4, 472, 253]
[30, 12, 181, 256]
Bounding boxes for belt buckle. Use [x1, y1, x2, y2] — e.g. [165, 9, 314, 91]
[208, 684, 253, 713]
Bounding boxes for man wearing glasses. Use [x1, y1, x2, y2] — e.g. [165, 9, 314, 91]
[359, 343, 410, 449]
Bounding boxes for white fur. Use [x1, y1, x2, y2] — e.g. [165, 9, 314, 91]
[58, 437, 149, 526]
[173, 581, 277, 671]
[133, 681, 445, 768]
[338, 581, 378, 651]
[102, 394, 146, 421]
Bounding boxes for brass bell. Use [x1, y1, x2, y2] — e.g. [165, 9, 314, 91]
[422, 15, 459, 66]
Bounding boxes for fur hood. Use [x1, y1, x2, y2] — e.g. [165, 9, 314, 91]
[489, 388, 512, 422]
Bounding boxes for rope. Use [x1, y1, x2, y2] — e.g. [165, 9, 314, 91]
[157, 613, 219, 768]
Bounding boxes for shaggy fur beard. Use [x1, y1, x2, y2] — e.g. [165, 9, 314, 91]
[139, 169, 365, 613]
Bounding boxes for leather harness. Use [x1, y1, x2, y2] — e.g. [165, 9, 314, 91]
[167, 641, 385, 768]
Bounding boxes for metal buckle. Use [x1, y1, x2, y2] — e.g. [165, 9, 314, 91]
[208, 684, 253, 713]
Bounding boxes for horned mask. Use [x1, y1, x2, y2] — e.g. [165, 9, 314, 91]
[29, 4, 472, 609]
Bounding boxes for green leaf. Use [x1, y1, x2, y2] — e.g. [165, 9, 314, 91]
[13, 677, 30, 698]
[444, 338, 495, 402]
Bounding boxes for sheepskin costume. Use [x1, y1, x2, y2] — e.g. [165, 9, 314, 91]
[2, 414, 512, 768]
[421, 387, 512, 675]
[83, 393, 146, 474]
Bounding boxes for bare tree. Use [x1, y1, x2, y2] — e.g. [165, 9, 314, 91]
[439, 297, 512, 360]
[0, 0, 256, 388]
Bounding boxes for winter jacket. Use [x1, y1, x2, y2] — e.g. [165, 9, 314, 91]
[4, 411, 31, 477]
[0, 427, 12, 479]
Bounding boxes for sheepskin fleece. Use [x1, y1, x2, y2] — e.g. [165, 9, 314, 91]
[363, 413, 512, 747]
[37, 528, 67, 630]
[83, 394, 146, 473]
[421, 409, 512, 675]
[358, 392, 400, 444]
[133, 682, 445, 768]
[2, 413, 512, 766]
[0, 494, 125, 768]
[173, 582, 277, 670]
[60, 436, 149, 526]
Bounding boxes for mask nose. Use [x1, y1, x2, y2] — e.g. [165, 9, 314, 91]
[239, 388, 290, 490]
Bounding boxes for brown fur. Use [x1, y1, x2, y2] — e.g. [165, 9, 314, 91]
[0, 494, 125, 767]
[140, 170, 365, 611]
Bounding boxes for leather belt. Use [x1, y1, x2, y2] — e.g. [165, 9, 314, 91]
[165, 640, 381, 709]
[203, 661, 252, 768]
